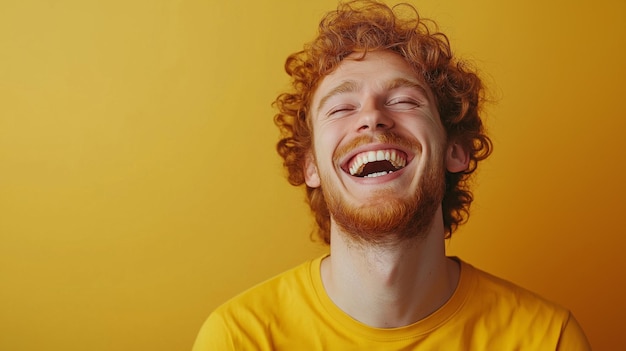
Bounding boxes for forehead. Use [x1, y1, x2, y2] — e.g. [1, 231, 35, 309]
[327, 50, 417, 79]
[311, 50, 431, 112]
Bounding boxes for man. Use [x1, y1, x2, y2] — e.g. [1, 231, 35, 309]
[193, 1, 591, 349]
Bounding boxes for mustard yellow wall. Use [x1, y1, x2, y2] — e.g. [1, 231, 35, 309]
[0, 1, 623, 350]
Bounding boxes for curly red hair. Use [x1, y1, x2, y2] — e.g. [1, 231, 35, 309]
[274, 0, 492, 244]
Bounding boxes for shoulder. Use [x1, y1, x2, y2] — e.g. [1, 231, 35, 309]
[192, 257, 322, 351]
[462, 260, 566, 313]
[215, 257, 316, 319]
[455, 259, 591, 350]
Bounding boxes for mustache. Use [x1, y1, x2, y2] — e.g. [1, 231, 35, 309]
[333, 131, 421, 161]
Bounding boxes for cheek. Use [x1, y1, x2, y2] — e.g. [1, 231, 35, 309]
[313, 123, 345, 157]
[410, 119, 446, 143]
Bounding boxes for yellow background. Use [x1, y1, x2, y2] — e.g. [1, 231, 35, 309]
[1, 0, 624, 350]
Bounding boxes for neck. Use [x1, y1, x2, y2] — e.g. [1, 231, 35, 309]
[320, 212, 459, 328]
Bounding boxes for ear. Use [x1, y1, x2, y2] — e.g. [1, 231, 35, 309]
[304, 152, 321, 188]
[445, 142, 470, 173]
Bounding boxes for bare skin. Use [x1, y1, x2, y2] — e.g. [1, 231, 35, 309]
[320, 208, 460, 328]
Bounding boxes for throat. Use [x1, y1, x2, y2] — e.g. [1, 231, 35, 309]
[322, 234, 459, 328]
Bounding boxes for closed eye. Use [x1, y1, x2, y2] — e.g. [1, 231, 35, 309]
[328, 105, 356, 116]
[386, 97, 421, 110]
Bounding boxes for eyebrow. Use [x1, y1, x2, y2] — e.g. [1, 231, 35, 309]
[315, 77, 431, 114]
[316, 80, 360, 114]
[384, 78, 430, 99]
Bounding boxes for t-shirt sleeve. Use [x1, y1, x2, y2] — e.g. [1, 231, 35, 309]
[191, 312, 236, 351]
[556, 312, 592, 351]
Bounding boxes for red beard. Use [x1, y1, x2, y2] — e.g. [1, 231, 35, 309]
[321, 132, 446, 244]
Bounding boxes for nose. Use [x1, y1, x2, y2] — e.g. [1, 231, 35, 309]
[356, 103, 394, 132]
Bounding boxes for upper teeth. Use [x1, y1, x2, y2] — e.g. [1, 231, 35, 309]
[348, 149, 407, 176]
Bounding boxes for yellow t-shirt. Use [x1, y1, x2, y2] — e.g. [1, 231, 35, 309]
[193, 256, 590, 350]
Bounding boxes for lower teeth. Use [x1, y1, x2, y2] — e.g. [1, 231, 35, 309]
[365, 171, 393, 178]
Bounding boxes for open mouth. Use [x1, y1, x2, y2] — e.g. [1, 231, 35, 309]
[346, 149, 407, 178]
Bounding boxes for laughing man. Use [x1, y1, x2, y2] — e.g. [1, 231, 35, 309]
[193, 1, 591, 349]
